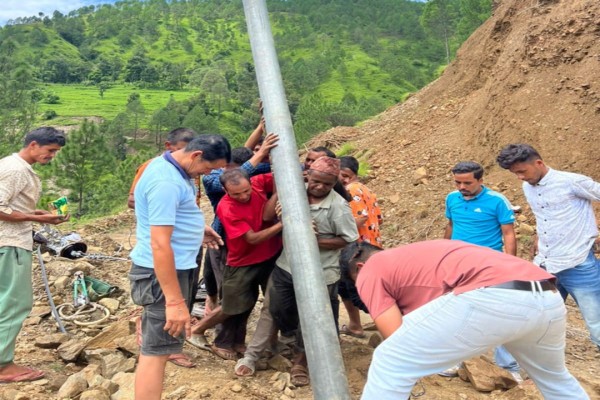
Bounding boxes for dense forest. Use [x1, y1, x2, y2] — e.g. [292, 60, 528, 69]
[0, 0, 491, 218]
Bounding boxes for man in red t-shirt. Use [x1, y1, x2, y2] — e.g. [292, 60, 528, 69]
[341, 239, 588, 400]
[190, 169, 282, 360]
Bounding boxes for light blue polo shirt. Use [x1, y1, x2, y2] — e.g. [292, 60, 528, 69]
[445, 186, 514, 251]
[130, 154, 203, 270]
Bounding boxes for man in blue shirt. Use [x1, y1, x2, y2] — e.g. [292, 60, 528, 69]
[443, 161, 520, 380]
[129, 134, 231, 400]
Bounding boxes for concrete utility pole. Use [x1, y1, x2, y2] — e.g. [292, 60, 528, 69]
[241, 1, 351, 399]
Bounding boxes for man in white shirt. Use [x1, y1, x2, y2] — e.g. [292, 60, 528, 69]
[0, 127, 69, 383]
[497, 143, 600, 350]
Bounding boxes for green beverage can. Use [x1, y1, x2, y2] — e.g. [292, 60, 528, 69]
[49, 196, 69, 215]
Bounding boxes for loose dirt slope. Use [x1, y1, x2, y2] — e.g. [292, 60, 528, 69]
[310, 0, 600, 248]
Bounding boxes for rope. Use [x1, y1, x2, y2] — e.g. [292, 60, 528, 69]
[56, 302, 111, 327]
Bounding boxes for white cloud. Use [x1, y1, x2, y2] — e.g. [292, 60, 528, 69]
[0, 0, 115, 25]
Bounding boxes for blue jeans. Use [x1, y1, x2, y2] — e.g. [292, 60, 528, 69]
[494, 345, 519, 372]
[554, 250, 600, 347]
[361, 288, 588, 400]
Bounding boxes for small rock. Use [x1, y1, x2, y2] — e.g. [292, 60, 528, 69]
[462, 357, 518, 392]
[114, 334, 139, 356]
[80, 388, 111, 400]
[516, 214, 527, 222]
[31, 379, 49, 386]
[270, 371, 282, 382]
[99, 298, 120, 314]
[368, 332, 383, 348]
[58, 338, 90, 362]
[284, 387, 296, 398]
[54, 275, 71, 291]
[110, 372, 136, 400]
[389, 194, 401, 204]
[167, 386, 188, 398]
[518, 223, 535, 235]
[23, 316, 42, 326]
[273, 378, 286, 392]
[1, 389, 21, 400]
[35, 333, 70, 349]
[280, 395, 292, 400]
[412, 167, 428, 185]
[29, 306, 51, 318]
[100, 378, 120, 395]
[268, 354, 293, 372]
[230, 383, 243, 393]
[57, 374, 88, 399]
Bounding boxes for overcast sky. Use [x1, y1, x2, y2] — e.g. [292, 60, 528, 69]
[1, 0, 116, 25]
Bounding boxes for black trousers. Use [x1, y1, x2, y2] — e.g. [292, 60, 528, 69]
[269, 266, 339, 352]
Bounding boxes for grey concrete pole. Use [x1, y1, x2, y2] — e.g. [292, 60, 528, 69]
[241, 1, 351, 399]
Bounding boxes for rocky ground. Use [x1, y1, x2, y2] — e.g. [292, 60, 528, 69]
[2, 205, 599, 400]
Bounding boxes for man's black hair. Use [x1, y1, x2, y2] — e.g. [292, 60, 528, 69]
[311, 146, 336, 158]
[231, 147, 254, 166]
[340, 156, 359, 175]
[167, 127, 196, 144]
[219, 168, 250, 188]
[497, 144, 542, 169]
[340, 241, 382, 281]
[451, 161, 484, 180]
[23, 127, 66, 147]
[185, 134, 231, 163]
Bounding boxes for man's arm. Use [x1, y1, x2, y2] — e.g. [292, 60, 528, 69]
[0, 210, 69, 225]
[242, 222, 283, 245]
[317, 237, 349, 250]
[244, 117, 265, 150]
[242, 133, 278, 173]
[501, 224, 517, 256]
[263, 193, 278, 222]
[444, 220, 453, 239]
[572, 177, 600, 201]
[374, 304, 403, 339]
[150, 225, 190, 338]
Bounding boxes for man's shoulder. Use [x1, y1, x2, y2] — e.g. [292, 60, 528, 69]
[445, 190, 462, 202]
[481, 188, 510, 203]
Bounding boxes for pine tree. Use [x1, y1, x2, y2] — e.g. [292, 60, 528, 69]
[53, 120, 114, 216]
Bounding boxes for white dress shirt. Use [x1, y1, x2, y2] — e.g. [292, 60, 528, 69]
[523, 168, 600, 273]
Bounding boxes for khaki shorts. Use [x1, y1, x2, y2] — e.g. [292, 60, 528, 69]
[129, 263, 194, 356]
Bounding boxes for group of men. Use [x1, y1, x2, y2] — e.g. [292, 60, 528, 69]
[0, 122, 598, 400]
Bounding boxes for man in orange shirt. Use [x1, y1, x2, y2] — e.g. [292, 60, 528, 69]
[127, 128, 196, 209]
[338, 156, 383, 338]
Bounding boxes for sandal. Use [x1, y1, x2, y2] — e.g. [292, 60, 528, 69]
[167, 353, 196, 368]
[186, 334, 212, 352]
[290, 364, 310, 387]
[340, 324, 366, 339]
[210, 345, 238, 361]
[0, 368, 45, 384]
[234, 357, 256, 377]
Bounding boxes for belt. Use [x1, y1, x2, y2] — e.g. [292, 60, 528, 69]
[487, 280, 556, 292]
